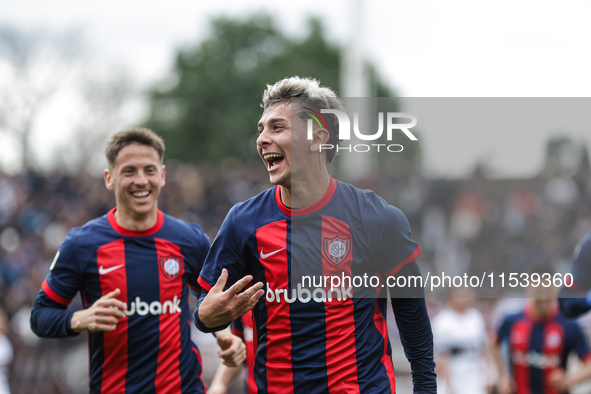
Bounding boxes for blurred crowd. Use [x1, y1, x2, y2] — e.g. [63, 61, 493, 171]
[0, 157, 590, 393]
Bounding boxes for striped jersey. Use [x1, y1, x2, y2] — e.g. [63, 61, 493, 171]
[496, 303, 590, 394]
[31, 208, 210, 394]
[198, 177, 435, 394]
[231, 310, 256, 394]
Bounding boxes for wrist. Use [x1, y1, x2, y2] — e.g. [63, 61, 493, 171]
[70, 311, 85, 333]
[193, 307, 228, 333]
[498, 372, 510, 381]
[207, 382, 227, 394]
[198, 308, 214, 328]
[196, 290, 218, 328]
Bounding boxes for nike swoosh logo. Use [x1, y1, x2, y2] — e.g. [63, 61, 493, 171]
[99, 264, 125, 275]
[260, 248, 284, 259]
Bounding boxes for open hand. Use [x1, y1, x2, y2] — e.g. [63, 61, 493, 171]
[198, 269, 264, 328]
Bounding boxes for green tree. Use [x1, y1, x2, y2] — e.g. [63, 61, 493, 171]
[144, 15, 401, 165]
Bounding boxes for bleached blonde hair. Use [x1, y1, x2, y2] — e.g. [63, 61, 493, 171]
[261, 76, 344, 163]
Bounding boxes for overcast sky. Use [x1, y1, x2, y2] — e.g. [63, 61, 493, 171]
[2, 0, 590, 177]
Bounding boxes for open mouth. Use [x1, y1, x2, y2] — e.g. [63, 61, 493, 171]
[131, 191, 150, 199]
[263, 153, 284, 171]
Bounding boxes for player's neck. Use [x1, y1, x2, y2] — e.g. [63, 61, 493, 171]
[280, 171, 331, 209]
[114, 207, 159, 231]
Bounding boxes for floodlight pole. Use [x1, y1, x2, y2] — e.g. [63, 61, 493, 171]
[339, 0, 374, 182]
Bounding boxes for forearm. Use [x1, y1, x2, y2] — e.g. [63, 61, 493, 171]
[492, 343, 508, 379]
[214, 326, 233, 337]
[567, 360, 591, 387]
[391, 297, 436, 393]
[209, 361, 244, 394]
[30, 293, 77, 338]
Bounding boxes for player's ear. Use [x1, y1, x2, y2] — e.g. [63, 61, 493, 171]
[310, 128, 330, 153]
[160, 164, 166, 187]
[104, 168, 114, 190]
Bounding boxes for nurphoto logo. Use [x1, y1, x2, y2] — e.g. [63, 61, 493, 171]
[303, 106, 418, 153]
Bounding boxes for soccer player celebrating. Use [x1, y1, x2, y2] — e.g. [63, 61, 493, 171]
[194, 77, 436, 393]
[30, 128, 245, 394]
[494, 282, 591, 394]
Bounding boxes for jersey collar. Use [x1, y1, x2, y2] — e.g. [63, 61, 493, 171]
[107, 207, 164, 237]
[275, 177, 337, 217]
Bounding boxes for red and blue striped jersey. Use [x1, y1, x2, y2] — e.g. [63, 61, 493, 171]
[231, 310, 256, 394]
[31, 208, 210, 394]
[496, 304, 591, 394]
[198, 177, 435, 394]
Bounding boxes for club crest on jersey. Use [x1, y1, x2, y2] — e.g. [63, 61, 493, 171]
[323, 236, 351, 265]
[545, 332, 562, 349]
[159, 255, 184, 280]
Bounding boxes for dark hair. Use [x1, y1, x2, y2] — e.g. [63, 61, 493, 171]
[261, 76, 345, 163]
[105, 128, 165, 167]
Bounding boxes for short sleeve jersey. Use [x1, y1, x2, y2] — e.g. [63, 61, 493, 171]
[198, 178, 422, 394]
[496, 304, 591, 394]
[41, 208, 210, 394]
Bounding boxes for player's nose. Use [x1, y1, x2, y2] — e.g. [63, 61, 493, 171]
[256, 128, 271, 148]
[134, 170, 149, 185]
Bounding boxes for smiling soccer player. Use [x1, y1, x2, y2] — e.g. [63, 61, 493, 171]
[30, 128, 246, 394]
[194, 77, 436, 394]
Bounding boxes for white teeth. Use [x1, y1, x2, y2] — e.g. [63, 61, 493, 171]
[132, 191, 149, 197]
[263, 153, 284, 160]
